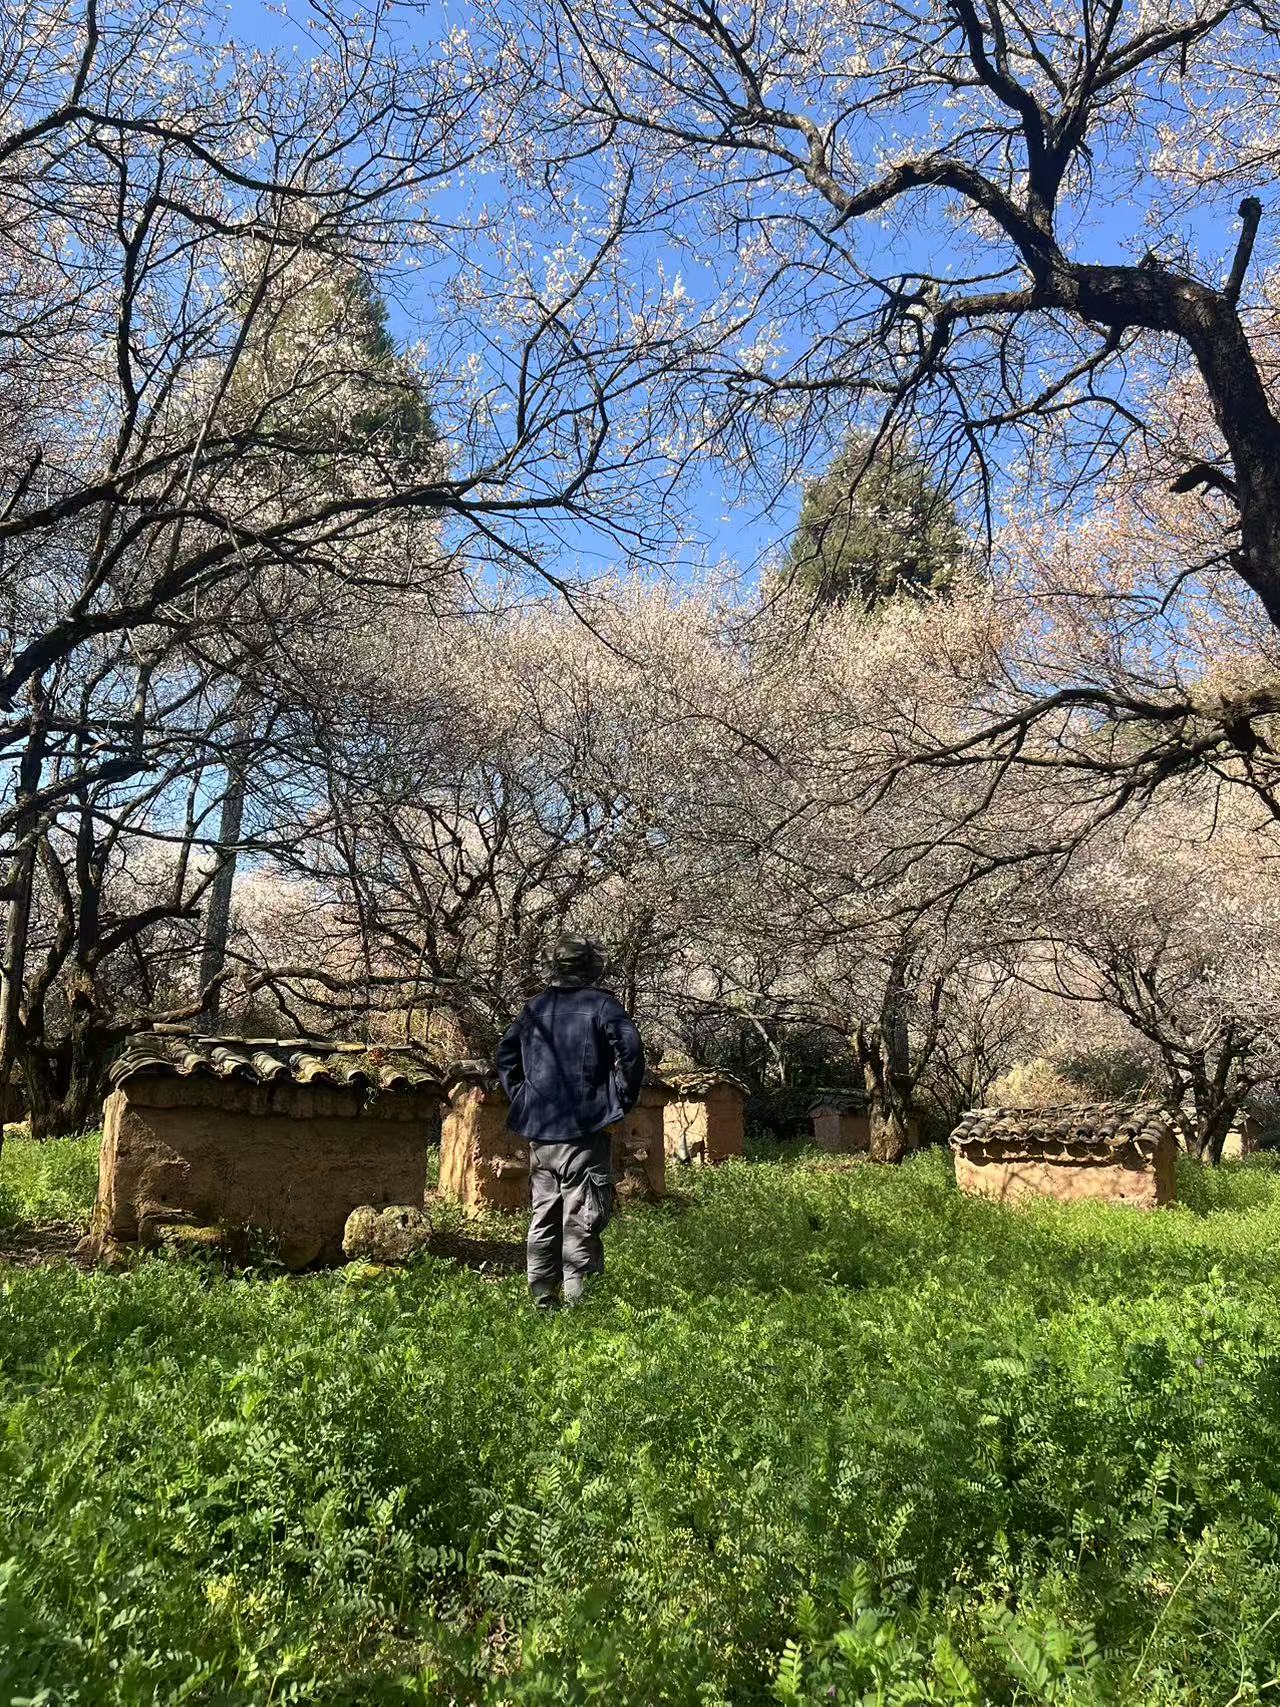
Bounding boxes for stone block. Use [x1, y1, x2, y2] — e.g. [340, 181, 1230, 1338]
[342, 1203, 433, 1264]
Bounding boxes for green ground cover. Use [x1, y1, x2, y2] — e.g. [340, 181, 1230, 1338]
[2, 1135, 1280, 1705]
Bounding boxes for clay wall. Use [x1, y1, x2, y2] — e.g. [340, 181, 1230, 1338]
[439, 1081, 530, 1213]
[1220, 1117, 1260, 1161]
[612, 1083, 668, 1199]
[953, 1137, 1176, 1209]
[664, 1085, 745, 1165]
[440, 1078, 670, 1211]
[812, 1109, 871, 1153]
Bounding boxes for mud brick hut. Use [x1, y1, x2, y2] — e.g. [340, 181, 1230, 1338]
[663, 1070, 746, 1165]
[950, 1103, 1178, 1209]
[1171, 1107, 1259, 1159]
[808, 1091, 871, 1154]
[612, 1072, 670, 1200]
[439, 1064, 671, 1212]
[1218, 1109, 1260, 1160]
[88, 1036, 443, 1267]
[439, 1063, 530, 1213]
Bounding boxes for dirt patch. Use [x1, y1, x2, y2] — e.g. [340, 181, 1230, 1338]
[0, 1221, 90, 1268]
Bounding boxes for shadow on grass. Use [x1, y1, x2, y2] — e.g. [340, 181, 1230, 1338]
[0, 1221, 88, 1268]
[428, 1226, 525, 1278]
[422, 1184, 699, 1280]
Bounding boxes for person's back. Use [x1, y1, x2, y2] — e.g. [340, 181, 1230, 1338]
[497, 934, 645, 1307]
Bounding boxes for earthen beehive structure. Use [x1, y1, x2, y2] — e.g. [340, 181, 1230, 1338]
[438, 1063, 530, 1213]
[1222, 1111, 1261, 1160]
[89, 1035, 442, 1266]
[663, 1070, 746, 1165]
[612, 1072, 670, 1199]
[950, 1103, 1177, 1208]
[808, 1091, 872, 1154]
[1182, 1109, 1260, 1160]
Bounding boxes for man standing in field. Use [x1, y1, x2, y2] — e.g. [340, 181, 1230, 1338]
[497, 934, 646, 1309]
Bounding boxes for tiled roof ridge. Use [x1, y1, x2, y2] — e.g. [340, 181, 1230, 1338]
[111, 1032, 441, 1094]
[950, 1101, 1174, 1156]
[663, 1068, 748, 1095]
[148, 1025, 423, 1053]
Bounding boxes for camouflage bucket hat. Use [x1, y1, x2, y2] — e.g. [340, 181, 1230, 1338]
[549, 932, 605, 984]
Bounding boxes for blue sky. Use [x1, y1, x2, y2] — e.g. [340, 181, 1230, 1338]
[219, 0, 797, 583]
[218, 0, 1264, 589]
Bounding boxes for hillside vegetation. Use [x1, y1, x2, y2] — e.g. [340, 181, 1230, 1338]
[2, 1137, 1280, 1704]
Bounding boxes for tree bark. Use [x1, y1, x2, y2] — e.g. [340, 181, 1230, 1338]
[1159, 1032, 1251, 1166]
[19, 1028, 111, 1140]
[868, 1100, 915, 1165]
[197, 760, 247, 1031]
[0, 678, 50, 1162]
[857, 1016, 917, 1165]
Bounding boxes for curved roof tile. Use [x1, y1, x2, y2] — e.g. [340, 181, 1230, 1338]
[950, 1102, 1174, 1159]
[111, 1034, 441, 1098]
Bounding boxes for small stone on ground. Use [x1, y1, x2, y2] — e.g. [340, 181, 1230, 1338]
[342, 1203, 433, 1264]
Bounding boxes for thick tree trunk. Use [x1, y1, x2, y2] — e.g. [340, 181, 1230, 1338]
[857, 1018, 917, 1165]
[1161, 1044, 1248, 1166]
[1185, 1091, 1243, 1167]
[0, 678, 50, 1167]
[197, 763, 247, 1030]
[18, 1013, 116, 1140]
[868, 1102, 914, 1164]
[0, 844, 35, 1167]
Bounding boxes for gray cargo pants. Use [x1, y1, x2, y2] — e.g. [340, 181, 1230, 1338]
[527, 1133, 614, 1305]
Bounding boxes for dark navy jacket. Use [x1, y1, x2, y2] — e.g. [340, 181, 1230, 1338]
[496, 984, 646, 1144]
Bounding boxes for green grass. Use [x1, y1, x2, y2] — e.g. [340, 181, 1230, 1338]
[0, 1124, 100, 1228]
[3, 1136, 1280, 1703]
